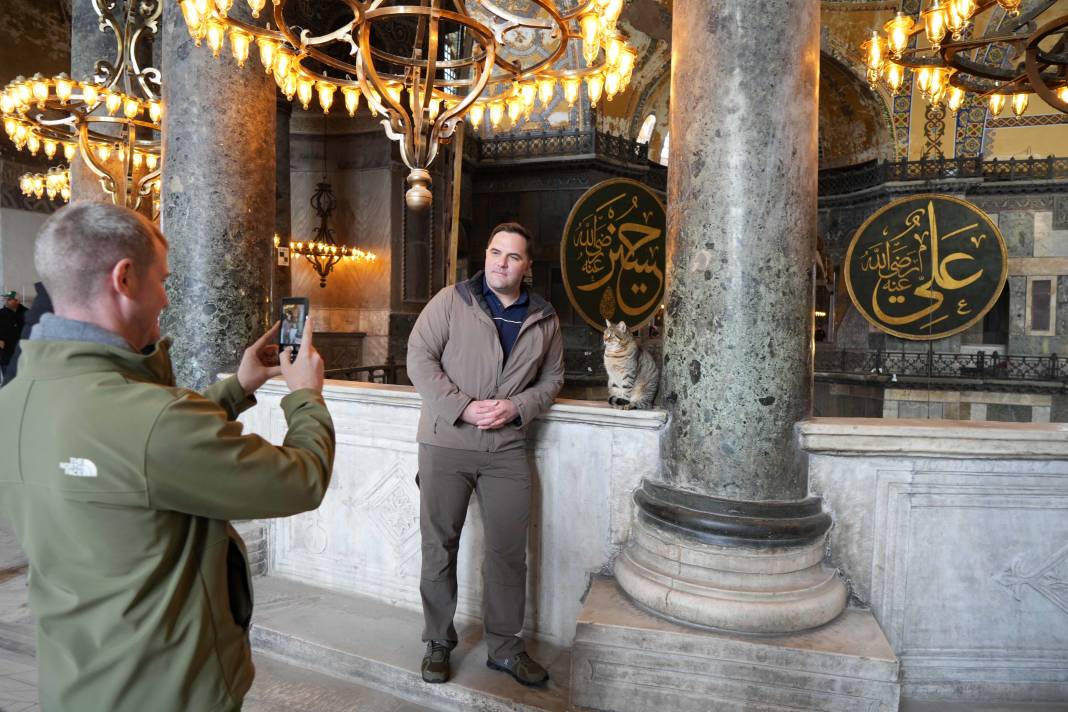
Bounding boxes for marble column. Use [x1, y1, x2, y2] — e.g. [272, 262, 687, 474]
[160, 1, 275, 389]
[70, 0, 118, 202]
[614, 0, 846, 633]
[272, 99, 293, 317]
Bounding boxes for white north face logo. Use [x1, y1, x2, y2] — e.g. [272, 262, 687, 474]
[59, 458, 98, 478]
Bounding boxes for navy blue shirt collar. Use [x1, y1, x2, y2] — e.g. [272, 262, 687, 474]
[482, 275, 529, 307]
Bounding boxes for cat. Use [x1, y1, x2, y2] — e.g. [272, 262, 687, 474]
[603, 319, 659, 410]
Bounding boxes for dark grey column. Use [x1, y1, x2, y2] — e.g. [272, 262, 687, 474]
[70, 0, 117, 202]
[160, 1, 275, 389]
[615, 0, 845, 634]
[273, 99, 293, 316]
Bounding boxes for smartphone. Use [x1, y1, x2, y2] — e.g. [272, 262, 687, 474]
[279, 297, 310, 357]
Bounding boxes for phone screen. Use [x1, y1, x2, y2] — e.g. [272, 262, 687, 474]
[279, 297, 309, 351]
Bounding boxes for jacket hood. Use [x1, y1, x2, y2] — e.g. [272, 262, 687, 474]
[18, 336, 176, 386]
[458, 271, 556, 319]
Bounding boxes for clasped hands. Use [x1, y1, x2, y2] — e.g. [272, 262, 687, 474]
[461, 398, 519, 430]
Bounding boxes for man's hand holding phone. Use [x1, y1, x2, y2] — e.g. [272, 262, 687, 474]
[280, 318, 324, 394]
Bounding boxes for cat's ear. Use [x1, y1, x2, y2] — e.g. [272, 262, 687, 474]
[617, 320, 627, 332]
[605, 318, 612, 328]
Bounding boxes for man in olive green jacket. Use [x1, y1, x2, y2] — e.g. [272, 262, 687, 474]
[0, 202, 334, 712]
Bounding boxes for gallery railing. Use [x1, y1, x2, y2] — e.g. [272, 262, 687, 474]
[476, 129, 650, 164]
[818, 155, 1068, 196]
[325, 359, 407, 385]
[815, 348, 1068, 383]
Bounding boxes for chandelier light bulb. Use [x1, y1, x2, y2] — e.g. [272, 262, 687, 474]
[341, 86, 360, 116]
[946, 3, 964, 36]
[283, 72, 297, 101]
[296, 77, 314, 109]
[1058, 86, 1068, 104]
[953, 0, 976, 18]
[923, 0, 947, 50]
[862, 31, 884, 72]
[384, 83, 402, 105]
[206, 19, 226, 57]
[3, 118, 16, 138]
[520, 81, 537, 112]
[996, 0, 1021, 15]
[603, 0, 623, 31]
[63, 142, 75, 160]
[13, 123, 27, 149]
[507, 95, 523, 124]
[884, 12, 914, 58]
[82, 83, 99, 108]
[562, 76, 582, 106]
[27, 133, 40, 155]
[179, 0, 206, 44]
[31, 74, 49, 108]
[274, 48, 294, 79]
[123, 97, 140, 119]
[96, 144, 111, 162]
[884, 62, 904, 92]
[426, 98, 440, 121]
[604, 70, 620, 100]
[946, 85, 964, 111]
[133, 151, 144, 169]
[988, 93, 1006, 116]
[43, 139, 57, 159]
[149, 100, 163, 123]
[257, 38, 278, 73]
[146, 153, 159, 171]
[488, 101, 504, 129]
[230, 29, 252, 67]
[104, 91, 122, 116]
[0, 92, 13, 114]
[587, 73, 604, 106]
[606, 35, 625, 68]
[619, 47, 637, 80]
[317, 81, 336, 113]
[54, 74, 73, 103]
[1011, 92, 1028, 116]
[580, 14, 601, 66]
[537, 77, 556, 106]
[927, 67, 946, 98]
[916, 66, 932, 95]
[246, 0, 267, 17]
[15, 79, 31, 106]
[469, 102, 484, 128]
[214, 0, 234, 14]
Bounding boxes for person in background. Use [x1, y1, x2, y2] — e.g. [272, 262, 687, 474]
[0, 291, 27, 383]
[2, 282, 53, 383]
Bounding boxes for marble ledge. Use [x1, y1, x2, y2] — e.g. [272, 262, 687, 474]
[254, 377, 670, 430]
[799, 416, 1068, 459]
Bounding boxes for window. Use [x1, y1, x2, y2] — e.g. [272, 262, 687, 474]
[1026, 276, 1057, 336]
[659, 133, 669, 166]
[637, 114, 656, 144]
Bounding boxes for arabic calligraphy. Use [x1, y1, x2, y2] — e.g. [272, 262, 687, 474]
[845, 194, 1007, 341]
[561, 179, 667, 331]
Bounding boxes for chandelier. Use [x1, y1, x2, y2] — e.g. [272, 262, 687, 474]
[19, 166, 71, 203]
[0, 0, 163, 215]
[862, 1, 1067, 117]
[283, 180, 377, 288]
[177, 0, 637, 209]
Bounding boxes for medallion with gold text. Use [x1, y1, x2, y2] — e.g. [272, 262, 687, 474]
[844, 194, 1007, 341]
[561, 178, 667, 332]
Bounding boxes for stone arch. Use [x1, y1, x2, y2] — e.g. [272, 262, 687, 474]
[820, 34, 900, 163]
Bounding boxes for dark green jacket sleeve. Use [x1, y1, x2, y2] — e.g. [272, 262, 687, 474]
[201, 375, 256, 421]
[143, 388, 335, 520]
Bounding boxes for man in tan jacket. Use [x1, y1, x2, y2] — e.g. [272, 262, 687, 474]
[407, 222, 564, 687]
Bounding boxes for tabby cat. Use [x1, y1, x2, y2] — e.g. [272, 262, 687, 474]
[603, 320, 659, 410]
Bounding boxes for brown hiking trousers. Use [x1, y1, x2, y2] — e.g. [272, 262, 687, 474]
[418, 443, 530, 660]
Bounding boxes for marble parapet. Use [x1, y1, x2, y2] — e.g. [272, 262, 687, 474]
[802, 417, 1068, 703]
[239, 379, 667, 648]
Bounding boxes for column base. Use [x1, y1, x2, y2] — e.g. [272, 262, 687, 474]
[615, 481, 847, 634]
[571, 578, 900, 712]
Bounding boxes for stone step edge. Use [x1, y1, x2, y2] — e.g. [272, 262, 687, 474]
[250, 622, 556, 712]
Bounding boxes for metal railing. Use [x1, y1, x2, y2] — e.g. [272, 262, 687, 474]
[325, 359, 406, 384]
[815, 348, 1067, 383]
[818, 155, 1068, 196]
[477, 129, 650, 164]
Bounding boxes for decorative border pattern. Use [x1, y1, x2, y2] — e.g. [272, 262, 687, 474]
[987, 114, 1068, 129]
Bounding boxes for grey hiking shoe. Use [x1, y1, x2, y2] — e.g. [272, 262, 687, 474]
[422, 640, 453, 683]
[486, 651, 549, 686]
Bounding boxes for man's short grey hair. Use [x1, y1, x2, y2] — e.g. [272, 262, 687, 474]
[35, 202, 167, 307]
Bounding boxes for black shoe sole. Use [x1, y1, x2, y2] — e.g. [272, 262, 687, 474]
[485, 658, 549, 687]
[421, 674, 448, 684]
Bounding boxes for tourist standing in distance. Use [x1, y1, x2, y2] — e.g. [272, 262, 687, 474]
[0, 290, 27, 383]
[407, 222, 564, 686]
[0, 202, 335, 712]
[3, 281, 54, 383]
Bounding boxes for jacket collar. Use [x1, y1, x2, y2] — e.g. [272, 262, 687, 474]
[458, 271, 555, 319]
[19, 332, 177, 386]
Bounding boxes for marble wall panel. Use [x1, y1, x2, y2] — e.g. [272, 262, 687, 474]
[998, 211, 1036, 258]
[805, 419, 1068, 702]
[239, 381, 667, 647]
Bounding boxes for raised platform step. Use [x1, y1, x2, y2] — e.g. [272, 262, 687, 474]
[571, 577, 901, 712]
[250, 575, 571, 712]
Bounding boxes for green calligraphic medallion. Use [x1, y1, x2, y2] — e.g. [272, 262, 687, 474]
[844, 194, 1007, 341]
[561, 178, 667, 332]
